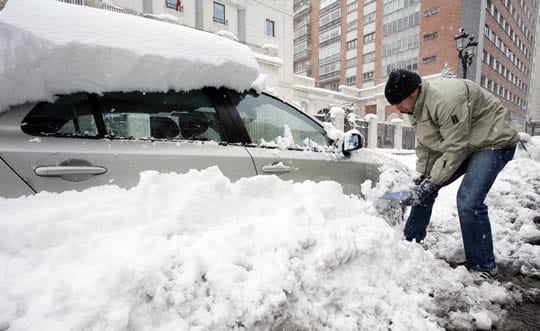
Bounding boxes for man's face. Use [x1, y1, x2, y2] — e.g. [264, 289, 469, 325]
[394, 88, 419, 114]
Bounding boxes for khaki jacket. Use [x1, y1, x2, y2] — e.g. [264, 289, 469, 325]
[410, 78, 519, 185]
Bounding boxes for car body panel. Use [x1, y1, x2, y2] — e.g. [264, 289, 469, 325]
[245, 147, 369, 195]
[0, 157, 35, 198]
[1, 139, 257, 195]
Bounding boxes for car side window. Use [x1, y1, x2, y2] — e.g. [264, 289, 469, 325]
[22, 91, 225, 142]
[98, 90, 225, 141]
[22, 93, 98, 137]
[230, 91, 329, 147]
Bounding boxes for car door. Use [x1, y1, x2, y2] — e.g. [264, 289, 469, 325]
[224, 90, 379, 195]
[0, 90, 257, 196]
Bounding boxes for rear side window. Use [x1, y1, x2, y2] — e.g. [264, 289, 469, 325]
[22, 90, 225, 142]
[22, 93, 98, 137]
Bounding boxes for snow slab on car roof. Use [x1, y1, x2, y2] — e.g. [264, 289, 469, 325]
[0, 0, 261, 113]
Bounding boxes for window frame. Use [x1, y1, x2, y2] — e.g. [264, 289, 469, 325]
[213, 2, 226, 25]
[266, 19, 275, 37]
[165, 0, 177, 10]
[22, 89, 244, 143]
[228, 90, 330, 149]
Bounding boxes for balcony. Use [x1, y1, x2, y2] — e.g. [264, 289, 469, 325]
[294, 49, 311, 61]
[294, 0, 310, 15]
[319, 18, 341, 32]
[319, 53, 340, 65]
[294, 34, 311, 44]
[319, 35, 340, 48]
[319, 0, 340, 15]
[319, 70, 340, 81]
[294, 25, 311, 43]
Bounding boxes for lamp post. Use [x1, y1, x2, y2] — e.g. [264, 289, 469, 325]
[454, 28, 478, 79]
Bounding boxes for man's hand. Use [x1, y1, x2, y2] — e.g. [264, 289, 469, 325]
[412, 174, 426, 186]
[412, 178, 439, 206]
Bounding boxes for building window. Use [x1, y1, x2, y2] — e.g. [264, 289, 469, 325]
[382, 34, 418, 56]
[363, 32, 375, 44]
[266, 19, 275, 37]
[346, 57, 357, 68]
[213, 2, 226, 24]
[319, 61, 341, 80]
[319, 8, 341, 29]
[364, 12, 376, 25]
[347, 39, 357, 50]
[423, 32, 438, 40]
[363, 71, 374, 82]
[363, 51, 375, 63]
[422, 55, 437, 63]
[347, 1, 358, 13]
[165, 0, 183, 11]
[320, 0, 338, 11]
[424, 6, 440, 17]
[347, 20, 358, 32]
[382, 57, 418, 78]
[319, 43, 341, 63]
[320, 26, 341, 45]
[346, 76, 356, 85]
[165, 0, 176, 10]
[382, 12, 420, 36]
[384, 0, 421, 15]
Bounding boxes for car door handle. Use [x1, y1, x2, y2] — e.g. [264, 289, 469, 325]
[34, 166, 107, 177]
[261, 162, 294, 173]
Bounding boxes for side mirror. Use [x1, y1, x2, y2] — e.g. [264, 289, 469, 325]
[342, 130, 364, 156]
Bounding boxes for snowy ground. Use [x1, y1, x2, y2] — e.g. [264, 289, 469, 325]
[0, 138, 538, 331]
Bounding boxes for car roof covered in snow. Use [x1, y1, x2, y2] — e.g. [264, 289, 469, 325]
[0, 0, 261, 113]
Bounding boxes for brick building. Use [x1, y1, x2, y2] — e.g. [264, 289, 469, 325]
[293, 0, 539, 127]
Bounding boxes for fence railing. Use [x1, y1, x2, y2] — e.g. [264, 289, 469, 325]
[331, 113, 415, 151]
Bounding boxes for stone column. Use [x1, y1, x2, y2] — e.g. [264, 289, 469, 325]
[195, 0, 203, 30]
[365, 114, 378, 149]
[392, 118, 403, 151]
[142, 0, 152, 13]
[238, 8, 246, 43]
[330, 107, 344, 132]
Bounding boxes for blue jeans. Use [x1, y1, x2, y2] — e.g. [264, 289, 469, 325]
[404, 144, 516, 271]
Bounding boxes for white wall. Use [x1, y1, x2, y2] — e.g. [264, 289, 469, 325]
[244, 0, 294, 99]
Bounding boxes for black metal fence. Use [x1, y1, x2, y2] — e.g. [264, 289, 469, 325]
[377, 123, 395, 149]
[403, 126, 416, 150]
[347, 120, 416, 150]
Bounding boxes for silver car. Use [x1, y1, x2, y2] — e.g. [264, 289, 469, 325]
[0, 88, 380, 198]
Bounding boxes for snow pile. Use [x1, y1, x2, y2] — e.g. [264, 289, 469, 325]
[0, 0, 261, 112]
[1, 161, 533, 330]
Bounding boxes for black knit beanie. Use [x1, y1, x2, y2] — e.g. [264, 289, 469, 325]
[384, 69, 422, 105]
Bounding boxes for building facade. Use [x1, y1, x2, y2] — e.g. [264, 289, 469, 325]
[294, 0, 539, 128]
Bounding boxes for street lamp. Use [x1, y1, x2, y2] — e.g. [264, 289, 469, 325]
[454, 28, 478, 79]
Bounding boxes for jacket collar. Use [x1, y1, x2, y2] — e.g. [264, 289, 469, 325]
[413, 78, 428, 118]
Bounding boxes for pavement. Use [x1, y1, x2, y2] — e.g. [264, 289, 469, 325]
[500, 276, 540, 330]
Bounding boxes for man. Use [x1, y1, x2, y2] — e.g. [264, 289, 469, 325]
[384, 69, 519, 280]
